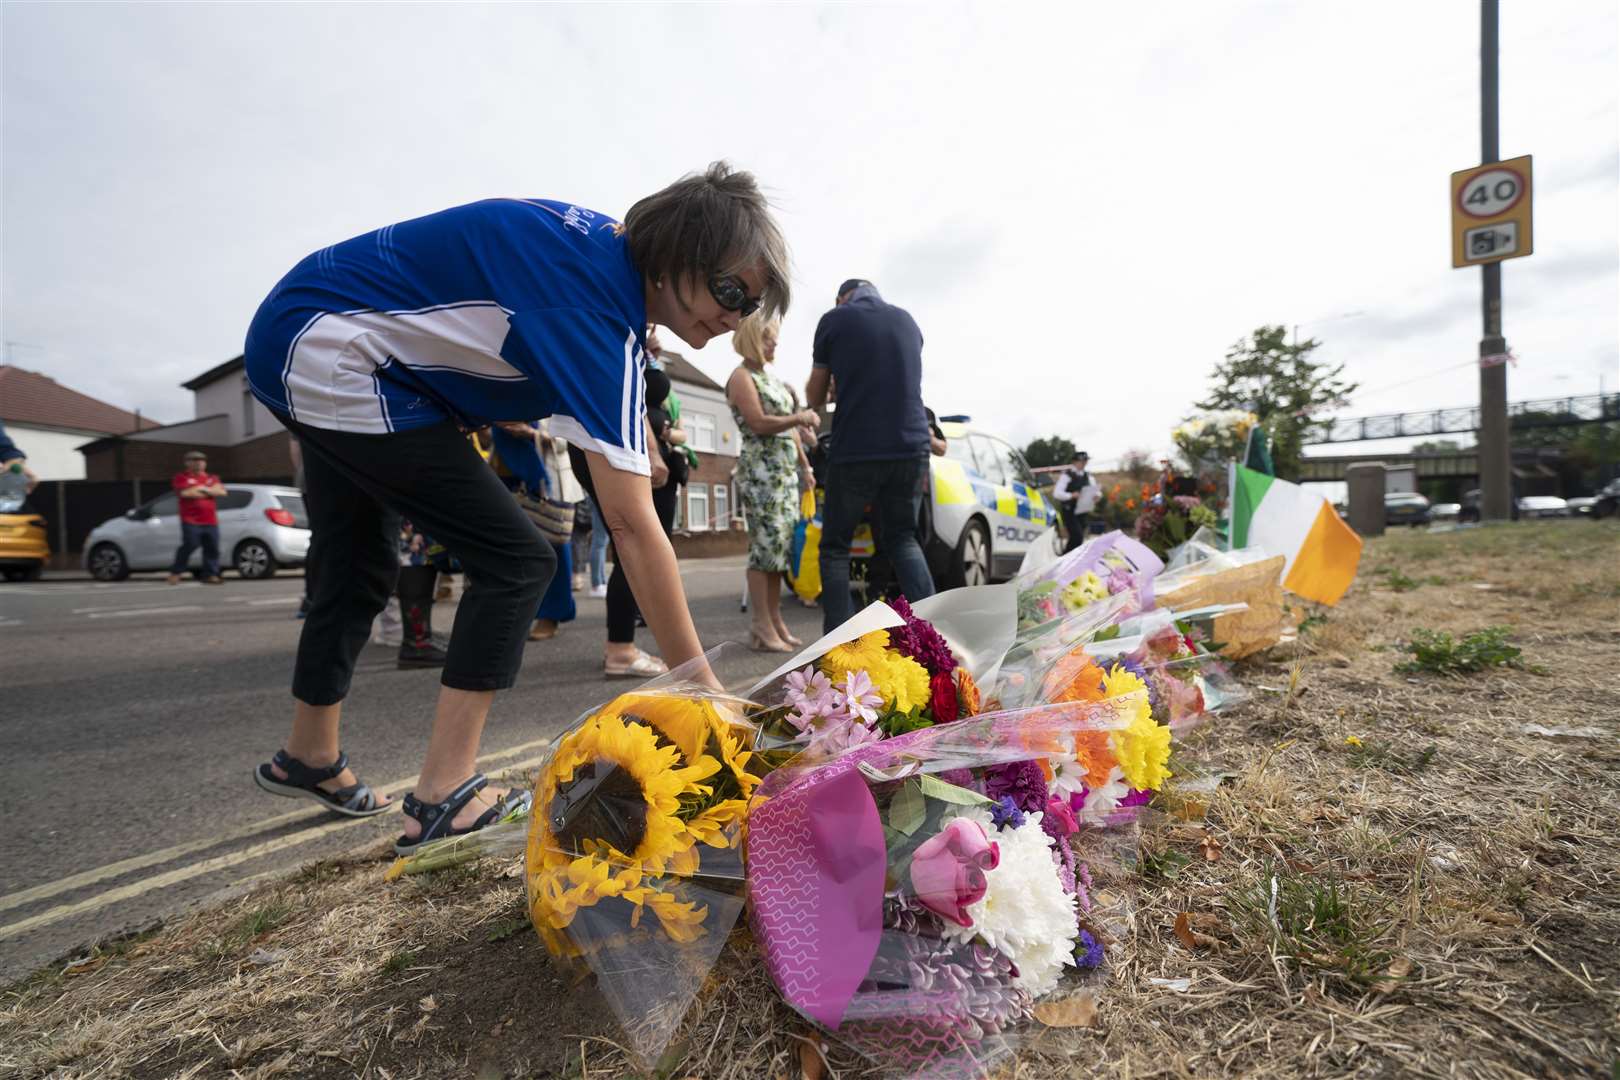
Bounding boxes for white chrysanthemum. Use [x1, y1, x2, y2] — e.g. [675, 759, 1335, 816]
[941, 808, 1078, 997]
[1047, 757, 1088, 801]
[1079, 766, 1129, 823]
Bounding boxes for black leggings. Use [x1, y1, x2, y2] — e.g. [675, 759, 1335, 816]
[568, 444, 678, 645]
[283, 415, 554, 704]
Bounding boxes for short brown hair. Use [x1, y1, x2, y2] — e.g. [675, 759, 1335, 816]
[623, 162, 791, 321]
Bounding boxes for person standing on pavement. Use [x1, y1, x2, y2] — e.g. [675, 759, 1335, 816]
[806, 279, 935, 633]
[243, 163, 790, 853]
[167, 450, 226, 585]
[566, 361, 681, 678]
[727, 315, 818, 650]
[1051, 450, 1099, 552]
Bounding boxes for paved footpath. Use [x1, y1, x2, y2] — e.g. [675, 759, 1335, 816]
[0, 556, 822, 982]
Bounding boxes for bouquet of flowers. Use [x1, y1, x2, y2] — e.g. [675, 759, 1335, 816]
[1134, 494, 1218, 560]
[749, 588, 1018, 758]
[748, 696, 1139, 1078]
[386, 648, 770, 1070]
[1171, 409, 1258, 470]
[522, 680, 767, 1064]
[1013, 530, 1163, 633]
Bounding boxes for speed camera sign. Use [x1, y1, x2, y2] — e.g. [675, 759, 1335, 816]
[1451, 155, 1532, 267]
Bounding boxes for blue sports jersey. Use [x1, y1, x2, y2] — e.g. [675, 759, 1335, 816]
[243, 199, 650, 475]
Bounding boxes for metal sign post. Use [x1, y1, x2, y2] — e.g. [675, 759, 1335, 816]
[1452, 0, 1530, 522]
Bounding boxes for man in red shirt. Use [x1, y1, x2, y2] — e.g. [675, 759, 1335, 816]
[167, 450, 228, 584]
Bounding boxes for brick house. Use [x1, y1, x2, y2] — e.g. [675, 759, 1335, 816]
[78, 356, 296, 483]
[0, 365, 160, 479]
[658, 352, 751, 556]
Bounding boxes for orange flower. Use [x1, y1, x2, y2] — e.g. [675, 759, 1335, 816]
[954, 668, 983, 718]
[1042, 653, 1107, 704]
[1125, 499, 1136, 511]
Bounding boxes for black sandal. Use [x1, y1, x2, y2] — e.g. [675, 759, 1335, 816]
[393, 773, 532, 856]
[253, 749, 391, 818]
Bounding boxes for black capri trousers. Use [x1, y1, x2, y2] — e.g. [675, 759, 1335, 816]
[279, 415, 555, 705]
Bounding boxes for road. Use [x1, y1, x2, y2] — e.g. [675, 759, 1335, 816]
[0, 557, 822, 982]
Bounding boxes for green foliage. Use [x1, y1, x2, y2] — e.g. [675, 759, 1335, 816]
[1395, 626, 1523, 674]
[1194, 324, 1358, 479]
[1230, 861, 1394, 986]
[878, 706, 934, 738]
[1381, 567, 1446, 592]
[1022, 435, 1078, 469]
[382, 948, 420, 973]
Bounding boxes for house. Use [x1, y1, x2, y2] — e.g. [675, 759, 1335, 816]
[79, 351, 749, 551]
[658, 351, 744, 538]
[0, 365, 160, 479]
[77, 356, 296, 482]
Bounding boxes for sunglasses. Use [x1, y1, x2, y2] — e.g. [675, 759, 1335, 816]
[707, 274, 763, 318]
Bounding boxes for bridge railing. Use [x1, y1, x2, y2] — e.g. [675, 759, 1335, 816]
[1306, 392, 1618, 445]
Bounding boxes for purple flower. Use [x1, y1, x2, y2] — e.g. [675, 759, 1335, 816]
[984, 759, 1049, 814]
[1116, 656, 1161, 715]
[1118, 788, 1153, 809]
[1075, 860, 1094, 912]
[888, 596, 958, 676]
[989, 796, 1025, 831]
[1074, 930, 1104, 970]
[937, 767, 979, 792]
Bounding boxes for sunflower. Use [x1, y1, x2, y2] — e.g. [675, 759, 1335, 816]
[527, 712, 714, 938]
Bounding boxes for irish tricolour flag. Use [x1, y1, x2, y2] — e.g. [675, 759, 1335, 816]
[1229, 465, 1362, 606]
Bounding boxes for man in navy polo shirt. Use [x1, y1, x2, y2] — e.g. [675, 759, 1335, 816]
[806, 279, 935, 633]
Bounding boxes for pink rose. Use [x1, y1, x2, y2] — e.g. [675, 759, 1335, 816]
[908, 818, 999, 927]
[1043, 796, 1079, 837]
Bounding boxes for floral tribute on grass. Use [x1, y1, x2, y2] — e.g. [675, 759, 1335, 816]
[748, 697, 1136, 1078]
[761, 595, 989, 753]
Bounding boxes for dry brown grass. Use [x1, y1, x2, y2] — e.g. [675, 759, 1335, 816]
[4, 521, 1618, 1080]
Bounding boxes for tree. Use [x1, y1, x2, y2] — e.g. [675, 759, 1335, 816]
[1412, 439, 1467, 453]
[1022, 435, 1077, 469]
[1194, 325, 1358, 479]
[1119, 448, 1158, 482]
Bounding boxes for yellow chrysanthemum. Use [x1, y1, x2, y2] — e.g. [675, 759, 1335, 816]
[819, 630, 892, 683]
[1061, 571, 1108, 612]
[871, 652, 931, 713]
[1101, 665, 1153, 728]
[1096, 665, 1170, 791]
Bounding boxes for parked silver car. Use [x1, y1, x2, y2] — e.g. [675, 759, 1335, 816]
[83, 484, 309, 580]
[1515, 495, 1570, 519]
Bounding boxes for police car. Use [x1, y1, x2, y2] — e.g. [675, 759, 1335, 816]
[850, 418, 1057, 588]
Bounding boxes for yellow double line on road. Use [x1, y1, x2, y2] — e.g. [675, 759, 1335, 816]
[0, 736, 553, 944]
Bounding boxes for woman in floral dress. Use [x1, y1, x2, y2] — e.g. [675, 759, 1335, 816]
[726, 317, 820, 651]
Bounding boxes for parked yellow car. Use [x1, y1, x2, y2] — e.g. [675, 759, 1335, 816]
[0, 503, 49, 581]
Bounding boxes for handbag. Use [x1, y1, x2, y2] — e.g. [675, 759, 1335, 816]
[516, 451, 575, 546]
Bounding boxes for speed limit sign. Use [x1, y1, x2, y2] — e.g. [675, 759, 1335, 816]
[1451, 154, 1532, 267]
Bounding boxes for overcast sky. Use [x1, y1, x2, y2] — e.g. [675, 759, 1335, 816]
[3, 2, 1615, 466]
